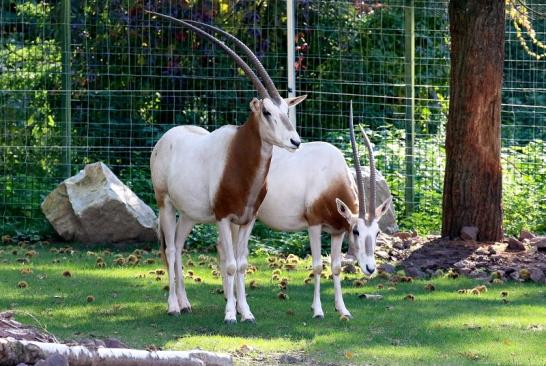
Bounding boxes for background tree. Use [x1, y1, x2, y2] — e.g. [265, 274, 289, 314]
[442, 0, 505, 241]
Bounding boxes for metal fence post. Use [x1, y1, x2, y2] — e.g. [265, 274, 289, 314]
[404, 0, 415, 215]
[61, 0, 72, 177]
[286, 0, 297, 127]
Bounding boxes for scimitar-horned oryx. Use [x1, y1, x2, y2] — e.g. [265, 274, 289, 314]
[148, 11, 306, 323]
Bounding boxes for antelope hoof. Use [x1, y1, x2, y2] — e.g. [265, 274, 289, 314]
[313, 314, 324, 320]
[181, 307, 192, 314]
[336, 308, 352, 319]
[241, 317, 256, 324]
[168, 311, 181, 317]
[224, 318, 237, 325]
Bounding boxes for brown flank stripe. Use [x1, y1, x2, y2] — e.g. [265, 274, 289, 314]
[213, 111, 271, 224]
[305, 178, 357, 232]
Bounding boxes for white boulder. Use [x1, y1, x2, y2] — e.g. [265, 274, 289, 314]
[41, 162, 157, 243]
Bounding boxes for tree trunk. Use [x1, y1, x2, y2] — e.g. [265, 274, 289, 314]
[442, 0, 505, 241]
[0, 338, 232, 366]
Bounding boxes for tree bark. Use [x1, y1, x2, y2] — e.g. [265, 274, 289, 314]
[442, 0, 505, 241]
[0, 338, 232, 366]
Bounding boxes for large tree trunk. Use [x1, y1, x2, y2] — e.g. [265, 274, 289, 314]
[442, 0, 505, 241]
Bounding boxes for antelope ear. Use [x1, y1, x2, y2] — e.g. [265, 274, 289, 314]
[336, 198, 357, 225]
[375, 197, 392, 219]
[285, 95, 307, 107]
[250, 98, 261, 112]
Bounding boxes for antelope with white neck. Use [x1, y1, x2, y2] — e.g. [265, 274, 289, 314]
[148, 12, 306, 323]
[221, 101, 390, 319]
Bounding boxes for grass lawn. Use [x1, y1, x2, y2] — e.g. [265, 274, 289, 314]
[0, 243, 544, 366]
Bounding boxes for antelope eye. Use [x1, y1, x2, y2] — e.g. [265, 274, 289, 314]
[263, 109, 271, 116]
[353, 229, 359, 236]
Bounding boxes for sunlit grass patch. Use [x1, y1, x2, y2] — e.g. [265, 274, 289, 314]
[0, 244, 544, 365]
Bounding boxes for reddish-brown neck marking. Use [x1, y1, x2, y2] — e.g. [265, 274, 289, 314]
[305, 178, 358, 233]
[213, 112, 272, 225]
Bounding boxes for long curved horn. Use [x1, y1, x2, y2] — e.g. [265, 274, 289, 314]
[185, 20, 282, 103]
[145, 11, 269, 99]
[348, 101, 366, 218]
[359, 125, 376, 222]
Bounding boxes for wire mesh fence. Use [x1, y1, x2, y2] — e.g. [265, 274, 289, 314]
[1, 0, 545, 237]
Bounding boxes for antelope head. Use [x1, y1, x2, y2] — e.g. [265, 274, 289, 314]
[145, 12, 306, 151]
[336, 101, 391, 276]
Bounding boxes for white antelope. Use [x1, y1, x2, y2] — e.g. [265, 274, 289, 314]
[221, 102, 390, 319]
[148, 12, 306, 323]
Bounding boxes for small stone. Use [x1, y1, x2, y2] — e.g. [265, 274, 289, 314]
[279, 355, 301, 364]
[530, 237, 546, 251]
[376, 250, 389, 260]
[506, 237, 525, 252]
[358, 294, 383, 300]
[378, 263, 396, 274]
[475, 247, 489, 255]
[460, 226, 479, 241]
[519, 230, 535, 241]
[529, 268, 545, 284]
[405, 267, 427, 279]
[392, 240, 405, 250]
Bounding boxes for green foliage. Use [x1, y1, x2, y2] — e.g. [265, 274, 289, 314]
[502, 140, 546, 235]
[1, 1, 546, 239]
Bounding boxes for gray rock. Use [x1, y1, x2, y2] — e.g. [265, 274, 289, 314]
[35, 354, 69, 366]
[460, 226, 479, 241]
[378, 263, 396, 273]
[405, 266, 427, 278]
[519, 230, 535, 241]
[350, 167, 398, 234]
[530, 237, 546, 251]
[41, 162, 157, 244]
[507, 237, 526, 252]
[530, 268, 545, 284]
[392, 238, 405, 250]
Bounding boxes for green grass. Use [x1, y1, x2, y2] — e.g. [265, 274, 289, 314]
[0, 244, 545, 366]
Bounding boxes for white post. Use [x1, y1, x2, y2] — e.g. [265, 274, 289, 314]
[286, 0, 297, 127]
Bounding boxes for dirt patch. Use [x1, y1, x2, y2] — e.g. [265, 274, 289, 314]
[376, 233, 546, 283]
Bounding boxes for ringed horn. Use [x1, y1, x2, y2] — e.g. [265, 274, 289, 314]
[184, 20, 282, 103]
[348, 101, 377, 223]
[145, 11, 279, 102]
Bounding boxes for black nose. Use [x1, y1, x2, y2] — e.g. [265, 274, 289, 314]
[366, 265, 375, 274]
[290, 138, 301, 148]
